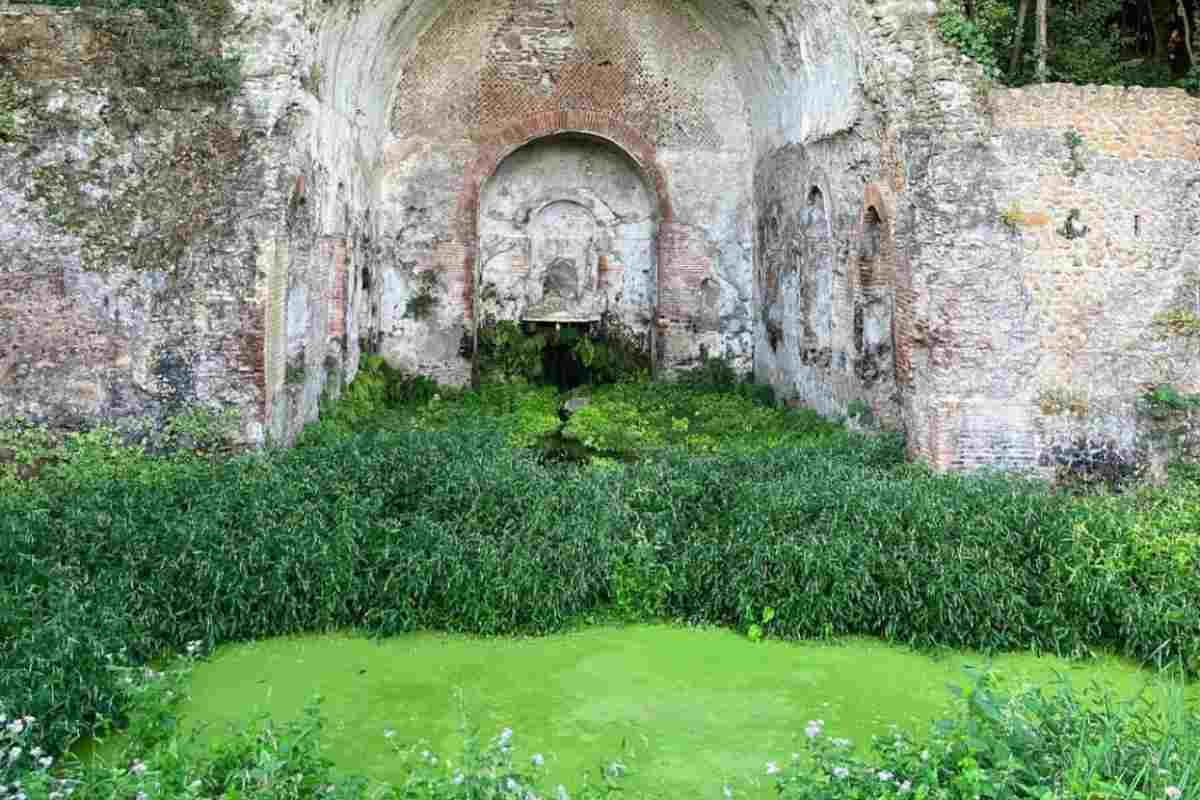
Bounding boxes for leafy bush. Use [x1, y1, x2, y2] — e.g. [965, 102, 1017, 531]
[3, 385, 1199, 770]
[771, 669, 1198, 799]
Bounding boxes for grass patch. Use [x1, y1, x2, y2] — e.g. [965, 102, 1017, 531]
[2, 372, 1199, 799]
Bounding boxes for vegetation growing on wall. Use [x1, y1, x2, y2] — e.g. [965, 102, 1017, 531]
[41, 0, 242, 99]
[26, 116, 248, 272]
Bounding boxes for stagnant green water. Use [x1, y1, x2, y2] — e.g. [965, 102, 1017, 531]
[151, 627, 1187, 797]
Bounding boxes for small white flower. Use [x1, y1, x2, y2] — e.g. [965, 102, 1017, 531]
[832, 767, 850, 779]
[1166, 788, 1182, 800]
[920, 750, 930, 762]
[29, 749, 43, 759]
[383, 729, 396, 739]
[531, 753, 545, 768]
[136, 792, 148, 800]
[506, 778, 521, 793]
[765, 762, 780, 775]
[804, 720, 824, 738]
[13, 793, 24, 800]
[38, 757, 52, 769]
[878, 771, 894, 782]
[451, 772, 464, 786]
[130, 760, 147, 776]
[499, 727, 513, 745]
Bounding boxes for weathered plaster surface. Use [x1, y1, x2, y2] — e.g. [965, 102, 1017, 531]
[2, 0, 1197, 470]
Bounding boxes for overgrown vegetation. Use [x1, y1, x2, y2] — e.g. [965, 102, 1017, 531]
[35, 0, 243, 99]
[773, 669, 1198, 799]
[938, 0, 1199, 90]
[471, 318, 651, 387]
[3, 371, 1200, 774]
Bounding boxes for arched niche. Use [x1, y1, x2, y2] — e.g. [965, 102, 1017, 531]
[475, 133, 659, 335]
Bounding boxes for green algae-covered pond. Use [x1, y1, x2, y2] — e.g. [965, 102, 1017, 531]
[144, 627, 1191, 798]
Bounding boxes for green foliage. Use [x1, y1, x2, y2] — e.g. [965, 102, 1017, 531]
[161, 405, 241, 454]
[938, 0, 1197, 90]
[570, 320, 651, 385]
[937, 2, 1002, 79]
[745, 606, 776, 643]
[561, 382, 834, 457]
[404, 272, 440, 321]
[1183, 65, 1200, 94]
[1140, 383, 1200, 420]
[772, 670, 1198, 800]
[4, 384, 1200, 771]
[475, 321, 550, 383]
[0, 73, 23, 144]
[1063, 129, 1086, 177]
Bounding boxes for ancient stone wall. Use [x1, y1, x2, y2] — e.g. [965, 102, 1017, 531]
[4, 0, 1197, 471]
[366, 0, 757, 380]
[895, 83, 1200, 472]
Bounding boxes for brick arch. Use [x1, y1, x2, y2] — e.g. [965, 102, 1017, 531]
[453, 111, 674, 329]
[455, 110, 672, 242]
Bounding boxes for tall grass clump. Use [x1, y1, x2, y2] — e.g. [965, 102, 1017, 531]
[2, 383, 1199, 763]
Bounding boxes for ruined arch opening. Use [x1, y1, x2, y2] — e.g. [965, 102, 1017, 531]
[474, 132, 660, 387]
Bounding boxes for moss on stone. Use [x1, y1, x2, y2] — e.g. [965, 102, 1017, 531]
[27, 115, 249, 272]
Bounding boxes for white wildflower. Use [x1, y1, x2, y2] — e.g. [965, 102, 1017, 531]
[832, 767, 849, 779]
[499, 728, 513, 745]
[899, 781, 912, 794]
[531, 753, 545, 768]
[451, 772, 464, 786]
[38, 757, 52, 769]
[29, 749, 42, 759]
[130, 760, 147, 776]
[383, 729, 396, 740]
[765, 762, 780, 775]
[136, 792, 148, 800]
[878, 771, 894, 782]
[804, 720, 823, 739]
[1166, 789, 1182, 800]
[920, 750, 930, 762]
[506, 778, 521, 793]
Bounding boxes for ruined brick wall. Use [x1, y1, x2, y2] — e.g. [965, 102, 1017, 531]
[894, 82, 1200, 471]
[0, 0, 366, 445]
[369, 0, 755, 380]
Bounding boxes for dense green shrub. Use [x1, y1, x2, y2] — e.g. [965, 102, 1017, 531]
[3, 408, 1200, 765]
[772, 670, 1198, 799]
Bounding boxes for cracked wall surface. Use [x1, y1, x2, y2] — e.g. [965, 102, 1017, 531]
[2, 0, 1198, 469]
